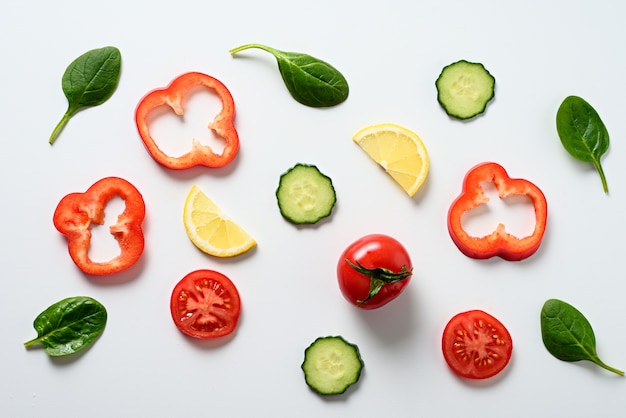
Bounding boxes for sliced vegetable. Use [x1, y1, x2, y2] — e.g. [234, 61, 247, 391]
[301, 336, 363, 395]
[135, 72, 239, 169]
[170, 270, 241, 339]
[53, 177, 146, 275]
[49, 46, 122, 145]
[276, 163, 336, 224]
[541, 299, 624, 376]
[435, 59, 495, 120]
[337, 234, 412, 309]
[24, 296, 107, 357]
[442, 310, 513, 380]
[229, 43, 349, 107]
[556, 95, 610, 194]
[447, 162, 547, 261]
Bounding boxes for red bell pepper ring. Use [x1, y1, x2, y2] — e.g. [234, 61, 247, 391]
[135, 72, 239, 170]
[53, 177, 146, 275]
[447, 162, 547, 261]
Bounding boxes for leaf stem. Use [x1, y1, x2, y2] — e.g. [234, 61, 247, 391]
[594, 160, 609, 194]
[23, 337, 41, 348]
[229, 43, 274, 56]
[49, 110, 72, 145]
[594, 358, 624, 376]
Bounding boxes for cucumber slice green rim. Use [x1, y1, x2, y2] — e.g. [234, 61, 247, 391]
[276, 163, 336, 225]
[436, 59, 495, 120]
[301, 336, 364, 396]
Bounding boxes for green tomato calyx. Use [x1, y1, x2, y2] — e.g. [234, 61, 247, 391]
[345, 259, 412, 305]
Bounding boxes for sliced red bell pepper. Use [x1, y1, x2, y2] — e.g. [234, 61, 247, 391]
[135, 72, 239, 170]
[53, 177, 146, 275]
[447, 162, 547, 261]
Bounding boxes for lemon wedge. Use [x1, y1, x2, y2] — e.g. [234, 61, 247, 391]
[183, 185, 256, 257]
[352, 123, 429, 197]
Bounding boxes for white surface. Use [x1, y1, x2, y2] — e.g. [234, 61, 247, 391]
[2, 1, 625, 417]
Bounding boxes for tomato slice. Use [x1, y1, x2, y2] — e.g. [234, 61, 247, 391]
[170, 269, 241, 339]
[441, 310, 513, 379]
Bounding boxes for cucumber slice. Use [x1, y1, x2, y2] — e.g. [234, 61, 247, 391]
[301, 336, 364, 395]
[276, 163, 336, 224]
[436, 60, 495, 120]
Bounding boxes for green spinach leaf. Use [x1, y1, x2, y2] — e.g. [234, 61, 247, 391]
[229, 43, 349, 107]
[49, 46, 122, 145]
[556, 95, 610, 193]
[540, 298, 623, 376]
[24, 296, 107, 357]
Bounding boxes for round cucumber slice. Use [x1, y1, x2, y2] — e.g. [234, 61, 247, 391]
[301, 336, 363, 395]
[276, 163, 336, 224]
[436, 59, 495, 120]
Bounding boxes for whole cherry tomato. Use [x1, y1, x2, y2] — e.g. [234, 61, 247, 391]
[337, 234, 413, 310]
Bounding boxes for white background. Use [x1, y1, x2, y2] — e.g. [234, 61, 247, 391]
[2, 1, 626, 417]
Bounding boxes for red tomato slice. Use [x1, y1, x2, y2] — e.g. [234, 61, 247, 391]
[441, 310, 513, 379]
[170, 269, 241, 339]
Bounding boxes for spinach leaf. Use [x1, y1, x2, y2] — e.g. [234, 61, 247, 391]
[229, 43, 349, 108]
[556, 95, 610, 193]
[540, 298, 623, 376]
[49, 46, 122, 145]
[24, 296, 107, 357]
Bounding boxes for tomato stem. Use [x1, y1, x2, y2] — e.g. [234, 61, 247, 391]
[345, 259, 412, 305]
